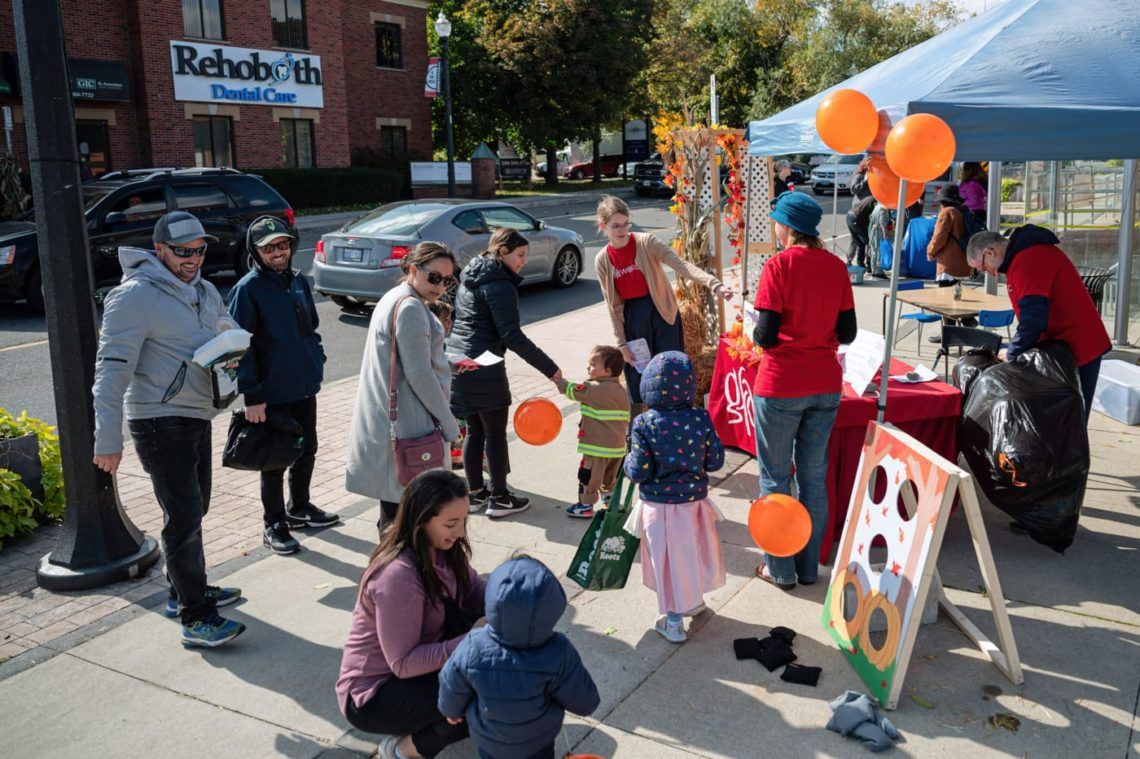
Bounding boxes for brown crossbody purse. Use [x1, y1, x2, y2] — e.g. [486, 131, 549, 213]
[388, 296, 446, 486]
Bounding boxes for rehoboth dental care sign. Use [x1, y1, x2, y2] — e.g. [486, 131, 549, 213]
[169, 42, 324, 109]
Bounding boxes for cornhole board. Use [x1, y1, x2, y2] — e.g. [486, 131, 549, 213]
[821, 422, 1022, 709]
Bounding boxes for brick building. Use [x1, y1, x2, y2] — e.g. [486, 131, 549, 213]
[0, 0, 433, 175]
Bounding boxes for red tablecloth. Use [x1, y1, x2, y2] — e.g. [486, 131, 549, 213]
[708, 336, 961, 563]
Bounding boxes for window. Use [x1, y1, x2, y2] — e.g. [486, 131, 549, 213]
[76, 120, 111, 177]
[379, 125, 407, 160]
[227, 176, 285, 209]
[375, 22, 403, 69]
[271, 0, 307, 49]
[174, 183, 232, 213]
[451, 209, 487, 234]
[280, 119, 314, 168]
[183, 0, 224, 40]
[192, 116, 234, 167]
[107, 187, 167, 223]
[482, 206, 535, 230]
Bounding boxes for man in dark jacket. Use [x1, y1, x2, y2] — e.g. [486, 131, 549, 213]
[438, 555, 599, 758]
[229, 216, 337, 555]
[966, 225, 1111, 420]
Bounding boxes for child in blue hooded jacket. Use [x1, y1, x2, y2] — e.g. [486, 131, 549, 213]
[623, 351, 726, 644]
[438, 555, 599, 759]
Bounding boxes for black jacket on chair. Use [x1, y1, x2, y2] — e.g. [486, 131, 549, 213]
[446, 255, 558, 417]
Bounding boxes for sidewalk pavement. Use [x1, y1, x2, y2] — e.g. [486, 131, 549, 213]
[294, 186, 635, 231]
[1, 279, 1138, 758]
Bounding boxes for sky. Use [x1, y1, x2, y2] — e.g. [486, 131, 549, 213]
[942, 0, 1010, 13]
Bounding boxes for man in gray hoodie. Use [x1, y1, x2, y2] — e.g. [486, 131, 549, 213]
[92, 211, 245, 648]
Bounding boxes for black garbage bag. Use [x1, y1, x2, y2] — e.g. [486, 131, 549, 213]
[222, 409, 305, 472]
[952, 348, 1001, 401]
[958, 341, 1089, 553]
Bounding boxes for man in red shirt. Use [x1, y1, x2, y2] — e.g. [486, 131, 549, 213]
[966, 226, 1111, 421]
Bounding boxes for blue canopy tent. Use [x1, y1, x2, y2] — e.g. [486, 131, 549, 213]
[746, 0, 1140, 419]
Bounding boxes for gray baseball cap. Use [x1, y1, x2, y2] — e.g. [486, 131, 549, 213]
[152, 211, 218, 245]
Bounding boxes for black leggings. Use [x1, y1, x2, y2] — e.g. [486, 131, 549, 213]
[346, 672, 468, 758]
[463, 408, 510, 497]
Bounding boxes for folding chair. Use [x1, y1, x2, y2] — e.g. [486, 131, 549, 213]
[978, 309, 1014, 342]
[895, 280, 940, 357]
[934, 326, 1004, 381]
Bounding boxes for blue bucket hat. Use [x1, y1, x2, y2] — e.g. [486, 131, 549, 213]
[770, 192, 823, 238]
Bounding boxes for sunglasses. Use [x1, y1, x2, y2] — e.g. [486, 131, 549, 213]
[422, 269, 456, 286]
[166, 243, 208, 258]
[258, 240, 291, 253]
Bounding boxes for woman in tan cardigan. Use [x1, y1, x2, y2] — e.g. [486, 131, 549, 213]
[594, 195, 732, 406]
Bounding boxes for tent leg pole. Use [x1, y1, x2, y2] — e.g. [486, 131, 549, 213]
[1114, 159, 1136, 345]
[832, 179, 840, 256]
[985, 162, 1002, 295]
[877, 180, 909, 424]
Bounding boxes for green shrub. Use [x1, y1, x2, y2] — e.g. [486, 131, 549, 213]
[1001, 178, 1023, 202]
[251, 167, 409, 210]
[0, 409, 65, 551]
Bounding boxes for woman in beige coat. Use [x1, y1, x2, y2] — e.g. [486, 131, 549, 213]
[345, 243, 462, 528]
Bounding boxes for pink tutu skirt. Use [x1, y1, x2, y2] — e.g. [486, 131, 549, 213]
[624, 497, 726, 615]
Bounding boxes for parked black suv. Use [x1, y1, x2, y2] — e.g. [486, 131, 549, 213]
[633, 153, 669, 197]
[0, 167, 295, 313]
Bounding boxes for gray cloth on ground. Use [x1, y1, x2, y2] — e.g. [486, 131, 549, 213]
[826, 690, 900, 752]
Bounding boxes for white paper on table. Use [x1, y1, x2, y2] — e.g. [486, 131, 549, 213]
[890, 364, 938, 383]
[842, 329, 887, 396]
[626, 338, 652, 373]
[472, 350, 504, 366]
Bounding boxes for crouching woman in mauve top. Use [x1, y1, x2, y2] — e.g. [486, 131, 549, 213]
[336, 470, 485, 759]
[593, 195, 733, 410]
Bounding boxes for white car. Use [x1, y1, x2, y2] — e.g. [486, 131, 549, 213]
[811, 154, 864, 195]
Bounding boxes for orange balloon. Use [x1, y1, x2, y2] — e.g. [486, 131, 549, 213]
[513, 398, 562, 446]
[748, 494, 812, 558]
[867, 156, 924, 209]
[815, 89, 879, 155]
[885, 113, 956, 183]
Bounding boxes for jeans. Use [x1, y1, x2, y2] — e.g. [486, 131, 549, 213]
[464, 407, 510, 497]
[346, 672, 469, 758]
[128, 416, 217, 625]
[260, 397, 318, 526]
[753, 393, 841, 585]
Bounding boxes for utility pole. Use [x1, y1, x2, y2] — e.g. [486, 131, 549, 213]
[13, 0, 159, 590]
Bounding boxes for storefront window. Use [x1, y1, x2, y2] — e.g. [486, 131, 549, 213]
[280, 118, 314, 168]
[183, 0, 224, 40]
[76, 120, 111, 177]
[271, 0, 307, 49]
[376, 23, 403, 69]
[192, 115, 234, 167]
[379, 125, 407, 161]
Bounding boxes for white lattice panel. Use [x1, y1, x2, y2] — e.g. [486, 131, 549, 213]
[742, 155, 775, 298]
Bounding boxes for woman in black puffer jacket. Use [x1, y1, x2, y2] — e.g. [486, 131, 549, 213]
[447, 228, 562, 519]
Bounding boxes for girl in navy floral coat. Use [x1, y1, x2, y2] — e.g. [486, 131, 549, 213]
[623, 351, 726, 643]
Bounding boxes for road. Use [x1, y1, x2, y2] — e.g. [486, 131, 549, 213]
[0, 189, 855, 426]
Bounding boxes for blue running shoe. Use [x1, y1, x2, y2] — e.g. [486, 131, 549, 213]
[566, 502, 594, 519]
[165, 586, 243, 619]
[181, 615, 246, 648]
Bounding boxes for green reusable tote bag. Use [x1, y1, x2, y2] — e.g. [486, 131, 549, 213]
[567, 467, 640, 591]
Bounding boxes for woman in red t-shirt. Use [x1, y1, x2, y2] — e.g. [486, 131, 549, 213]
[751, 192, 857, 590]
[594, 195, 733, 407]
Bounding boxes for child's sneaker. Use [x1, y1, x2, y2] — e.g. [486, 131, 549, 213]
[181, 615, 246, 648]
[654, 616, 687, 643]
[566, 502, 594, 519]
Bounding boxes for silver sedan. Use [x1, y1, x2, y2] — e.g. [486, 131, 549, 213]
[312, 199, 585, 310]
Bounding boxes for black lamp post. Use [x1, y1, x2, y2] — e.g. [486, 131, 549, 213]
[435, 11, 456, 198]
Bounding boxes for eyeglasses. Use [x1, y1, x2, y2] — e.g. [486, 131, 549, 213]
[607, 221, 632, 231]
[258, 240, 291, 253]
[422, 269, 456, 286]
[166, 243, 208, 258]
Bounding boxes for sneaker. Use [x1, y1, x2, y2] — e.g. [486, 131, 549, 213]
[928, 334, 942, 344]
[468, 487, 491, 514]
[286, 502, 339, 529]
[263, 522, 301, 555]
[485, 493, 530, 519]
[654, 616, 687, 643]
[164, 585, 242, 619]
[181, 615, 246, 648]
[566, 502, 594, 519]
[377, 734, 406, 759]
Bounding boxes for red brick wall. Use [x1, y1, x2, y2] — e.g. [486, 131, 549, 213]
[0, 0, 430, 174]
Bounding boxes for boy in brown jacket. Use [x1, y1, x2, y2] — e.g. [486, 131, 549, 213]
[556, 346, 630, 519]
